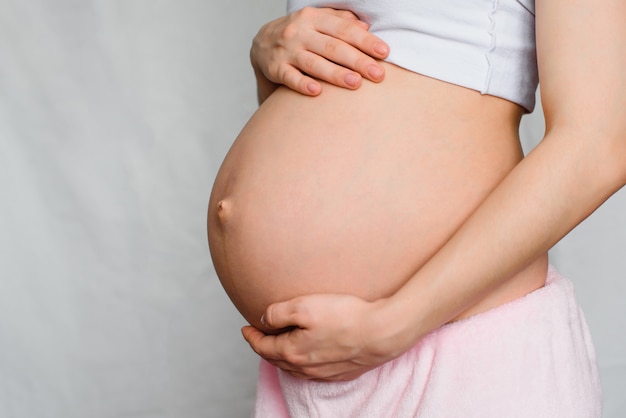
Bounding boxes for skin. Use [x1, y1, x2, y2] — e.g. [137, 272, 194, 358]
[250, 7, 389, 103]
[215, 3, 626, 382]
[209, 60, 548, 333]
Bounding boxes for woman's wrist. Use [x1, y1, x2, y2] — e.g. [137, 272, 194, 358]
[366, 296, 427, 361]
[369, 264, 471, 356]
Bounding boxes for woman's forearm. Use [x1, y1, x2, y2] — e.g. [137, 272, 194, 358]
[372, 0, 626, 369]
[241, 0, 626, 382]
[380, 127, 626, 347]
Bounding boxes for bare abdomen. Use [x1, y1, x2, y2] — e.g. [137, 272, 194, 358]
[208, 63, 546, 332]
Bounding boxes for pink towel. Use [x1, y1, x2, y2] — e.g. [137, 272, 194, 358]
[252, 266, 602, 417]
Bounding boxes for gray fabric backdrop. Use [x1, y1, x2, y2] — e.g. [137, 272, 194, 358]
[0, 1, 623, 417]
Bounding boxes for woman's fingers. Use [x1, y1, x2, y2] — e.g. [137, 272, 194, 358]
[241, 325, 309, 367]
[241, 294, 409, 381]
[296, 33, 384, 84]
[263, 297, 311, 330]
[274, 63, 323, 95]
[311, 9, 389, 61]
[280, 29, 385, 92]
[242, 324, 375, 381]
[328, 8, 364, 24]
[276, 53, 362, 93]
[251, 6, 389, 97]
[298, 8, 388, 83]
[241, 326, 287, 362]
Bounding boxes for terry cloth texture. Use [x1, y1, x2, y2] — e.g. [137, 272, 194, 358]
[252, 266, 602, 418]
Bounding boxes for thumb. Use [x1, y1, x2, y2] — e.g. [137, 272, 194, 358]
[262, 297, 310, 331]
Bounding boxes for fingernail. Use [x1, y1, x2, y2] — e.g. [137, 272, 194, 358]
[374, 42, 389, 56]
[260, 314, 267, 327]
[367, 65, 383, 80]
[345, 73, 360, 87]
[306, 82, 320, 95]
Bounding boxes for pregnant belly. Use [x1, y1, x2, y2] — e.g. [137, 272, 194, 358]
[208, 63, 541, 332]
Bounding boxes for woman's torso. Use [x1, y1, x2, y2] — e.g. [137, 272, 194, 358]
[208, 62, 548, 333]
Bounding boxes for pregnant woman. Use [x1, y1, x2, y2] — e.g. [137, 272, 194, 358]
[208, 1, 625, 416]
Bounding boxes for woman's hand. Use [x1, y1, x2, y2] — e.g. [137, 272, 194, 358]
[251, 7, 390, 103]
[241, 293, 414, 381]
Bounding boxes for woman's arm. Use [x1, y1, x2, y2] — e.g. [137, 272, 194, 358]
[242, 0, 626, 381]
[251, 7, 389, 104]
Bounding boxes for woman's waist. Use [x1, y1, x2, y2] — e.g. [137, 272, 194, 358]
[252, 64, 525, 154]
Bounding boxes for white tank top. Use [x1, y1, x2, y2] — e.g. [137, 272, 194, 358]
[287, 0, 539, 112]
